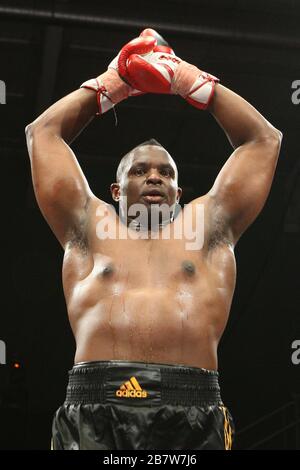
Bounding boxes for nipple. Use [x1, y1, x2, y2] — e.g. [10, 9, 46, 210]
[102, 264, 114, 276]
[182, 260, 195, 276]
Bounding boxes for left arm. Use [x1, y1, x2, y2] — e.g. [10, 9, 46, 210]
[208, 83, 282, 243]
[116, 29, 282, 243]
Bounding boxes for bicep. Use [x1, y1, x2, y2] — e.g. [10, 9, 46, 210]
[26, 126, 95, 247]
[208, 135, 282, 242]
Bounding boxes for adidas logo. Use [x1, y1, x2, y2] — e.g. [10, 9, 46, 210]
[116, 376, 148, 398]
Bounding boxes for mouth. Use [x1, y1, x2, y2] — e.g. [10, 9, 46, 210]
[141, 189, 165, 203]
[143, 195, 164, 203]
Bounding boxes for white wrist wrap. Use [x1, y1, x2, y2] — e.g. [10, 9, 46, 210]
[80, 78, 114, 115]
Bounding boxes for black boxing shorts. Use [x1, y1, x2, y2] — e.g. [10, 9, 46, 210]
[51, 360, 234, 450]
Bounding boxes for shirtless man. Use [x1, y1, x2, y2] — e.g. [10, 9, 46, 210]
[25, 30, 282, 450]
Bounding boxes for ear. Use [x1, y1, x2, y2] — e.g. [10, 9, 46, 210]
[176, 187, 183, 203]
[110, 183, 121, 201]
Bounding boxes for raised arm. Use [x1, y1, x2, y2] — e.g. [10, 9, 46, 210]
[25, 29, 169, 248]
[25, 48, 132, 248]
[207, 84, 282, 243]
[116, 30, 283, 245]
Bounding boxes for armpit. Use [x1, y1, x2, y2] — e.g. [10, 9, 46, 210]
[207, 208, 233, 251]
[67, 213, 89, 255]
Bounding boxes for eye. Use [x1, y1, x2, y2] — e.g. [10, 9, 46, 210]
[135, 168, 145, 176]
[161, 168, 171, 177]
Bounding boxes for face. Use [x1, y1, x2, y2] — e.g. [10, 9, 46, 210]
[111, 145, 182, 218]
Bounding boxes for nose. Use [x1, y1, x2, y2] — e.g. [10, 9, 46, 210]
[146, 170, 162, 185]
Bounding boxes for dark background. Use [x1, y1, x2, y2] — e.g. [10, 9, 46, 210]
[0, 0, 300, 450]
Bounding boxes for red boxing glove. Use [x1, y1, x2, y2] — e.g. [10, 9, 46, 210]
[120, 29, 220, 110]
[109, 28, 174, 94]
[118, 28, 176, 94]
[80, 31, 157, 115]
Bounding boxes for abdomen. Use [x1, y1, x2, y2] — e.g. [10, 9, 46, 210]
[71, 287, 222, 369]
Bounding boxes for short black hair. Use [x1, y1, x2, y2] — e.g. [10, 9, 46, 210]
[116, 138, 165, 183]
[138, 138, 163, 147]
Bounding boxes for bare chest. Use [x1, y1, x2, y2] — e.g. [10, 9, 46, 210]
[62, 235, 236, 304]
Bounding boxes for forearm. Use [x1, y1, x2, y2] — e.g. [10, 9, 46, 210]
[209, 84, 281, 149]
[26, 65, 130, 144]
[27, 87, 98, 144]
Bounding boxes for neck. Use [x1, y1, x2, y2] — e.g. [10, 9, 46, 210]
[118, 201, 178, 232]
[127, 214, 174, 232]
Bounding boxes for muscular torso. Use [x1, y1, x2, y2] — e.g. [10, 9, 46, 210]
[63, 196, 236, 370]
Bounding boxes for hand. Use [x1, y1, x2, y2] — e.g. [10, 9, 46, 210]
[80, 30, 160, 115]
[109, 28, 175, 97]
[119, 29, 220, 110]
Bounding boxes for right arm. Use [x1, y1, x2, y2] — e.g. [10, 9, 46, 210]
[25, 29, 176, 249]
[25, 88, 100, 249]
[25, 47, 132, 248]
